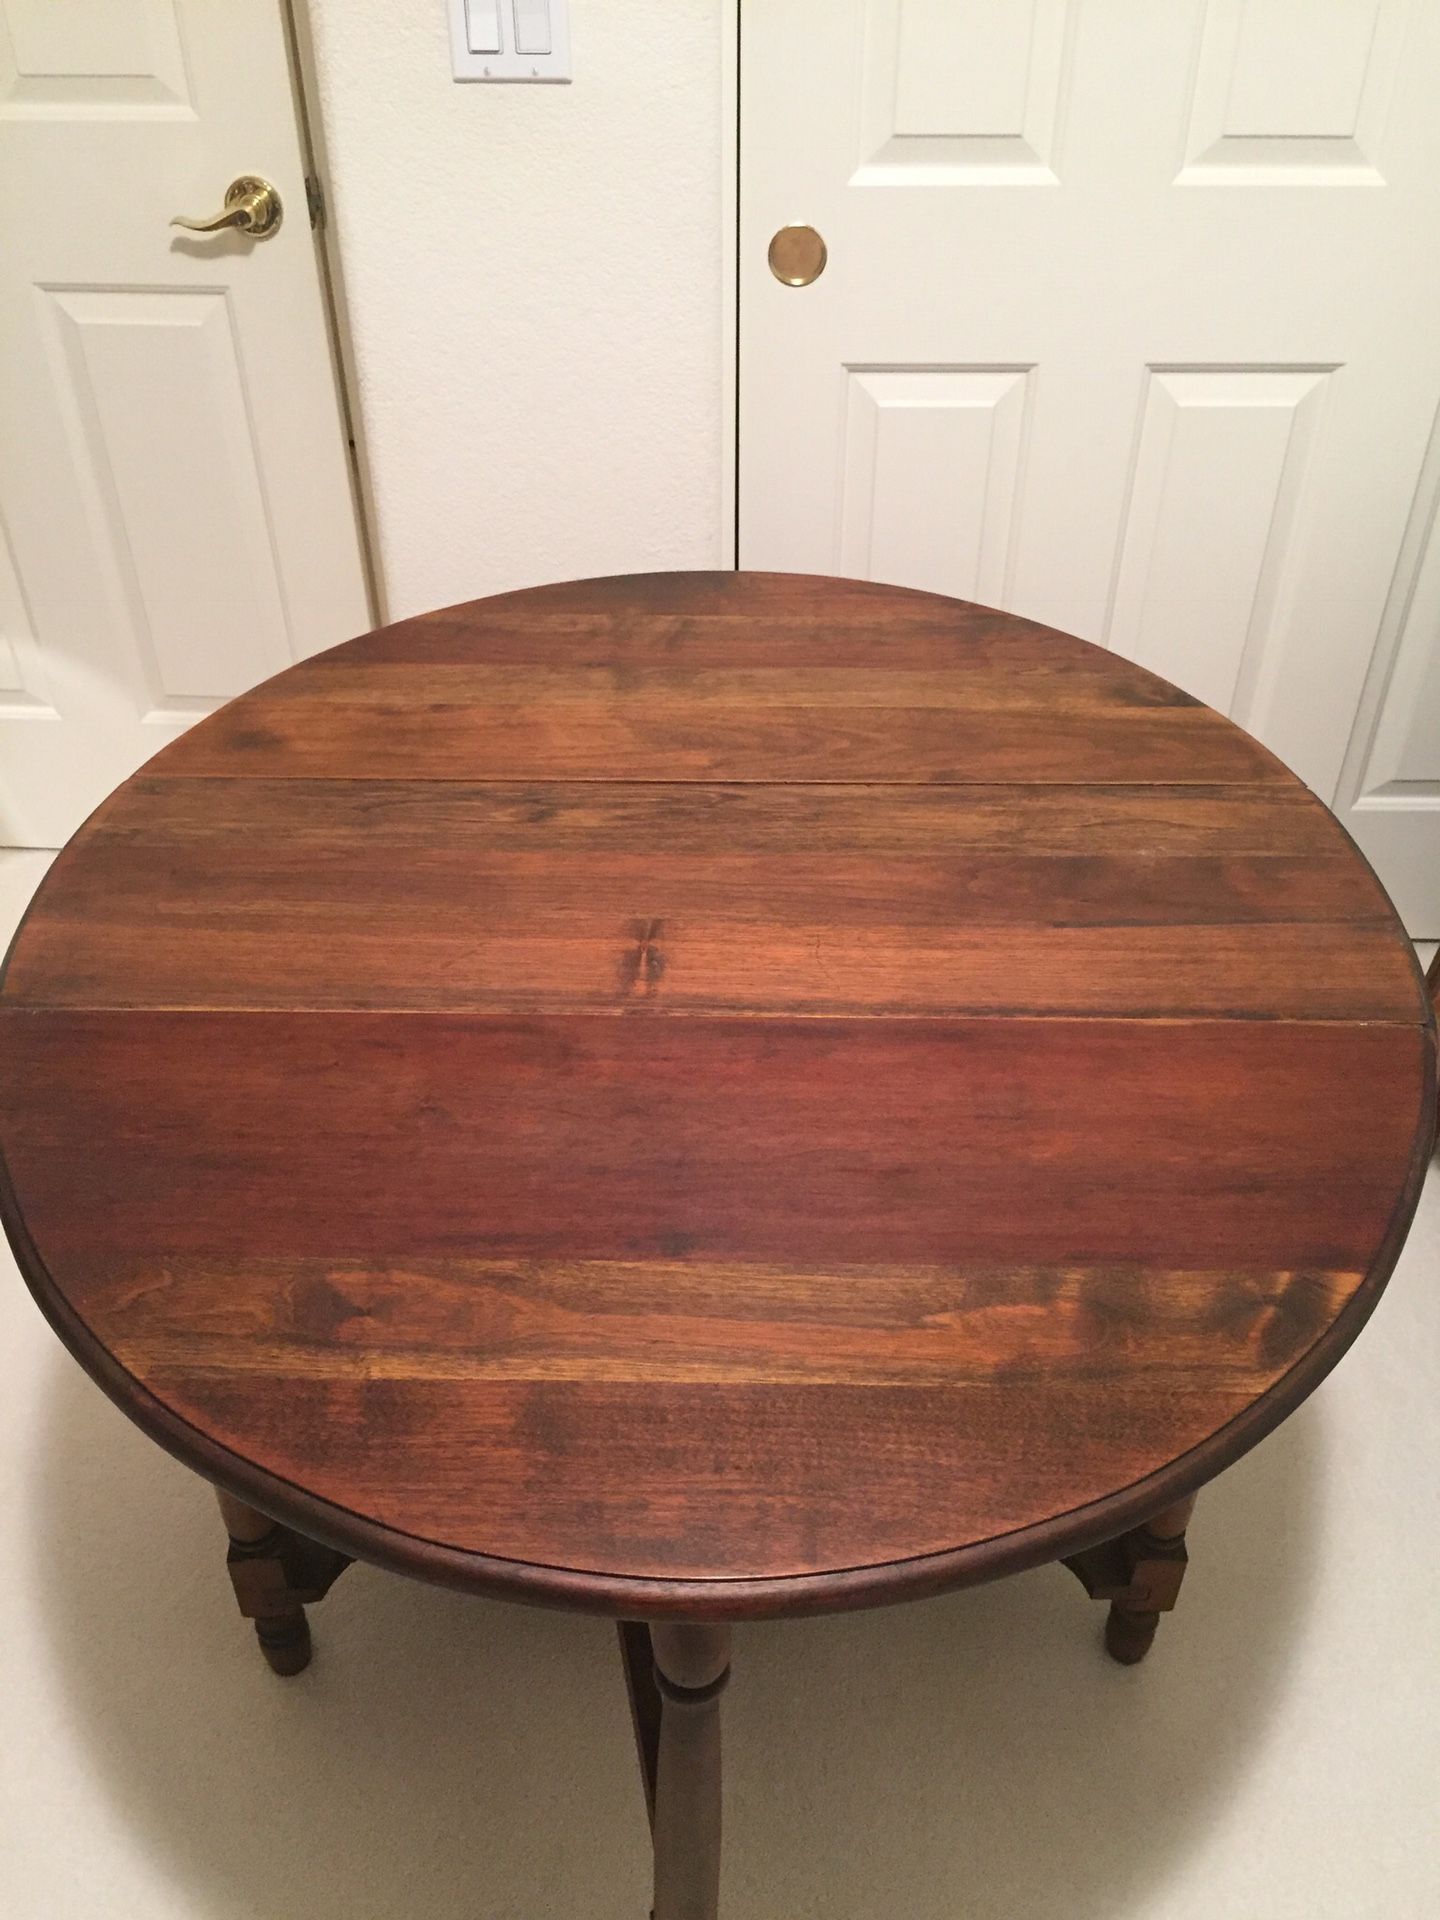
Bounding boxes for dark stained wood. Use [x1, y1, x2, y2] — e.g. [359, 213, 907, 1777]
[650, 1623, 730, 1920]
[1102, 1495, 1196, 1665]
[0, 572, 1431, 1622]
[148, 667, 1278, 786]
[0, 1009, 1425, 1585]
[618, 1621, 662, 1831]
[146, 575, 1288, 788]
[213, 1487, 351, 1676]
[1063, 1493, 1197, 1665]
[7, 779, 1410, 1020]
[215, 1489, 276, 1546]
[1428, 947, 1440, 1131]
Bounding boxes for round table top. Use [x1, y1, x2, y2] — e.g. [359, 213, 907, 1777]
[1, 572, 1433, 1620]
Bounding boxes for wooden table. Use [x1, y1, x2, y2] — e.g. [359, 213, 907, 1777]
[1, 572, 1433, 1917]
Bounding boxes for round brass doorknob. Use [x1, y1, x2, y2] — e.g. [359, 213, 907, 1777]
[768, 224, 827, 287]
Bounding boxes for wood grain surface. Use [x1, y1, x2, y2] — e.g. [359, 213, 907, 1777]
[0, 572, 1432, 1618]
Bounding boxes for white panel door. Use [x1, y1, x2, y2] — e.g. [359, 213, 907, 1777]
[0, 0, 369, 847]
[739, 0, 1440, 931]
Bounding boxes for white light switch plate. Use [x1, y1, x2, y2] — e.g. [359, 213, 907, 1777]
[448, 0, 571, 81]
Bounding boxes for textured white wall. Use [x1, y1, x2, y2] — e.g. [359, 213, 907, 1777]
[304, 0, 725, 621]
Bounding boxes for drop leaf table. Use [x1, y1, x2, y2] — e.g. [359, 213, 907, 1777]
[1, 573, 1433, 1919]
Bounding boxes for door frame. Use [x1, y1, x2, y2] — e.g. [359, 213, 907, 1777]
[721, 0, 740, 569]
[285, 0, 383, 621]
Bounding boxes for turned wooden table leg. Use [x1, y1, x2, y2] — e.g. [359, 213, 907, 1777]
[1061, 1492, 1197, 1665]
[216, 1490, 311, 1675]
[214, 1488, 351, 1677]
[1103, 1495, 1197, 1665]
[650, 1623, 730, 1920]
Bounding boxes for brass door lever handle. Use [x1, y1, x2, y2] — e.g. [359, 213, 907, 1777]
[172, 175, 283, 239]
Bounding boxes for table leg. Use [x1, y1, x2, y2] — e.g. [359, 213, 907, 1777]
[1425, 947, 1439, 1132]
[650, 1623, 730, 1920]
[214, 1488, 351, 1676]
[617, 1621, 661, 1830]
[1061, 1493, 1197, 1665]
[1102, 1495, 1196, 1664]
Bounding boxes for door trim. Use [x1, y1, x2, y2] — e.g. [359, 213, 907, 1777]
[720, 0, 739, 569]
[284, 0, 383, 623]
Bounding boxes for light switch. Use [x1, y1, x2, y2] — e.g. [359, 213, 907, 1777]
[464, 0, 501, 53]
[448, 0, 570, 81]
[512, 0, 551, 55]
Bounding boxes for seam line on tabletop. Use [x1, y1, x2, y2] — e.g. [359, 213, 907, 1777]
[0, 1005, 1429, 1028]
[134, 773, 1297, 788]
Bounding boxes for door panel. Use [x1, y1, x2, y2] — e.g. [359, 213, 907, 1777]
[1106, 367, 1330, 721]
[0, 0, 369, 847]
[839, 367, 1030, 603]
[1337, 419, 1440, 927]
[0, 0, 192, 116]
[42, 288, 295, 707]
[740, 0, 1440, 931]
[858, 0, 1071, 184]
[1181, 0, 1411, 182]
